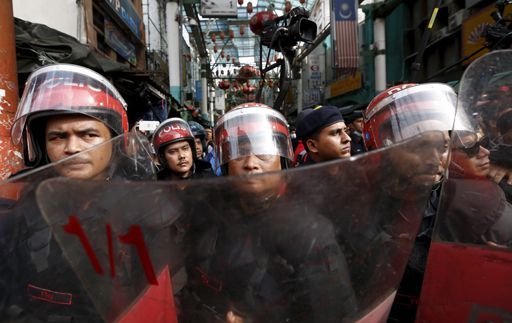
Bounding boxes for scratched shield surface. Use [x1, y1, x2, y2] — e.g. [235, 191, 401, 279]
[0, 132, 156, 322]
[417, 50, 512, 322]
[36, 133, 445, 322]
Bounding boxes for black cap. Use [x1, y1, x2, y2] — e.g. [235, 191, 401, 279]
[344, 110, 364, 124]
[296, 105, 344, 140]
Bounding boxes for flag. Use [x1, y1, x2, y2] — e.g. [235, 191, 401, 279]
[331, 0, 359, 76]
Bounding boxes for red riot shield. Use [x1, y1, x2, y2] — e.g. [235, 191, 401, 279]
[0, 133, 158, 322]
[417, 50, 512, 322]
[32, 131, 446, 322]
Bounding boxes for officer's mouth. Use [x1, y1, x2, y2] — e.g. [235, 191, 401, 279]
[60, 159, 91, 168]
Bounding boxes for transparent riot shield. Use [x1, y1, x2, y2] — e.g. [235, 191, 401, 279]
[34, 130, 444, 322]
[0, 132, 156, 322]
[417, 50, 512, 322]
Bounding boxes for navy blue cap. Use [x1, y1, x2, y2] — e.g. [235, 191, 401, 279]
[296, 105, 344, 140]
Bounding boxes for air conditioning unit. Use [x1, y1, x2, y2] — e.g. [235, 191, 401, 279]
[448, 9, 466, 31]
[434, 27, 448, 41]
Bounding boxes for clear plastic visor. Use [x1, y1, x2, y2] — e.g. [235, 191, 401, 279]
[12, 64, 127, 144]
[214, 108, 293, 167]
[370, 85, 473, 147]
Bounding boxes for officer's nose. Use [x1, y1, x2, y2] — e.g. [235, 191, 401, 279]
[242, 155, 260, 171]
[476, 145, 490, 159]
[64, 136, 82, 155]
[341, 130, 351, 144]
[424, 146, 442, 167]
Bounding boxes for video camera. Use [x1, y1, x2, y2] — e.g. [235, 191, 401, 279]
[485, 0, 512, 49]
[260, 7, 317, 52]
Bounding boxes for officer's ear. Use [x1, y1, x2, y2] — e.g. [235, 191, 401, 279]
[306, 138, 319, 153]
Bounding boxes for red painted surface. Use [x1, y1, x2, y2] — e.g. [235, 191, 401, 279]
[118, 267, 178, 323]
[416, 242, 512, 322]
[0, 0, 23, 179]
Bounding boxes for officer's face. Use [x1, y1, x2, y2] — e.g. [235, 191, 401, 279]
[351, 118, 364, 133]
[164, 140, 194, 177]
[389, 131, 449, 189]
[45, 115, 113, 180]
[205, 129, 213, 142]
[450, 133, 490, 178]
[194, 137, 203, 158]
[228, 153, 282, 196]
[307, 122, 351, 162]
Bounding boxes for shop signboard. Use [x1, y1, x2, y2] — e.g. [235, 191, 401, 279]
[461, 4, 512, 64]
[327, 72, 361, 98]
[215, 90, 226, 111]
[195, 80, 202, 103]
[104, 0, 143, 40]
[104, 18, 137, 65]
[200, 0, 237, 18]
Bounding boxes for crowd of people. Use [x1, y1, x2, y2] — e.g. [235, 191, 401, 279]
[0, 62, 511, 322]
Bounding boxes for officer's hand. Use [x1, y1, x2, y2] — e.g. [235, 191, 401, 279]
[226, 311, 244, 323]
[488, 164, 512, 185]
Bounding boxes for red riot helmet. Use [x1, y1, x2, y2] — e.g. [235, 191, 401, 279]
[152, 118, 196, 163]
[12, 64, 128, 167]
[214, 102, 293, 174]
[363, 83, 472, 150]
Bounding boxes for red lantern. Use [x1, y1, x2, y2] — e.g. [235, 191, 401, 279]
[211, 34, 216, 43]
[247, 1, 253, 13]
[220, 31, 225, 41]
[284, 1, 292, 13]
[299, 0, 306, 4]
[241, 65, 257, 78]
[232, 57, 236, 64]
[238, 0, 243, 5]
[242, 84, 255, 94]
[221, 50, 225, 58]
[239, 25, 245, 36]
[213, 45, 218, 53]
[249, 11, 277, 35]
[227, 55, 231, 61]
[229, 29, 235, 39]
[218, 80, 230, 90]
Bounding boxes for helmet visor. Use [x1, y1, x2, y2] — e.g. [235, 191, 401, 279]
[366, 83, 472, 147]
[214, 107, 293, 167]
[12, 64, 127, 144]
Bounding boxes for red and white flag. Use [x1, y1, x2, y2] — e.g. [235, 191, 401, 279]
[331, 0, 359, 76]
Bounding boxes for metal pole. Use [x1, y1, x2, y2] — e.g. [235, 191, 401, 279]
[297, 68, 303, 114]
[166, 1, 182, 103]
[201, 65, 208, 118]
[374, 18, 386, 92]
[0, 0, 23, 179]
